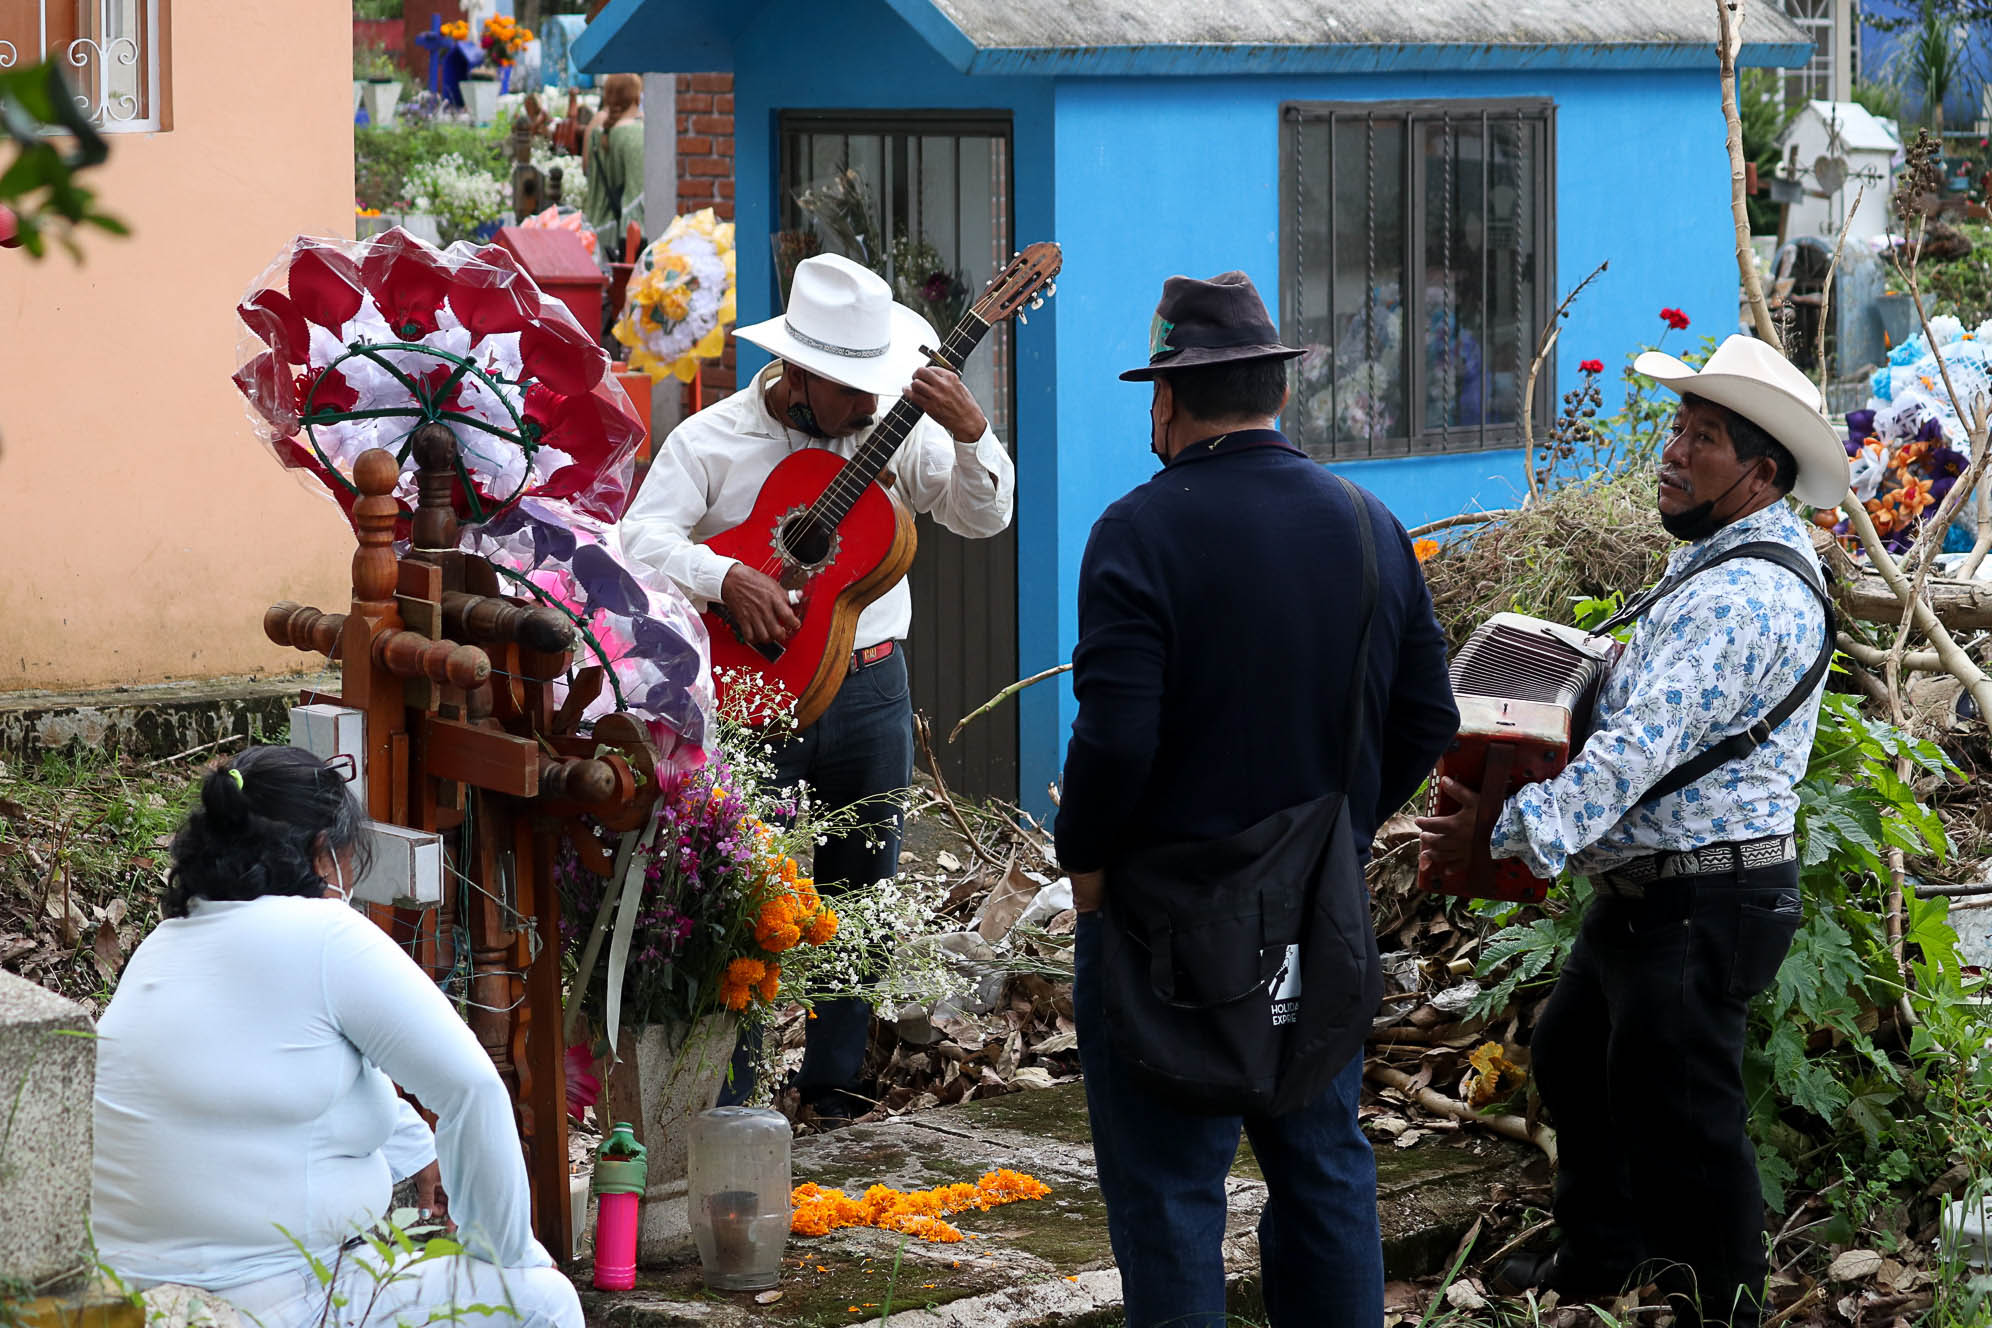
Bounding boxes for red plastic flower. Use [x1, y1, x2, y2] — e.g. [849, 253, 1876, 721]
[295, 365, 358, 418]
[1579, 358, 1604, 374]
[232, 350, 297, 434]
[238, 288, 311, 365]
[522, 381, 644, 518]
[1660, 307, 1691, 330]
[361, 227, 451, 340]
[565, 1044, 601, 1120]
[287, 240, 364, 332]
[520, 297, 610, 396]
[447, 246, 539, 342]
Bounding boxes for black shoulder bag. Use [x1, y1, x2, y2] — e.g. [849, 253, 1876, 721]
[1097, 474, 1384, 1117]
[1595, 540, 1837, 804]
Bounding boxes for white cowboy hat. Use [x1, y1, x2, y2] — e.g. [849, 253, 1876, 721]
[734, 253, 939, 397]
[1633, 334, 1850, 509]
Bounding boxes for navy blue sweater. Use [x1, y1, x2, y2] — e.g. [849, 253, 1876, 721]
[1053, 431, 1459, 874]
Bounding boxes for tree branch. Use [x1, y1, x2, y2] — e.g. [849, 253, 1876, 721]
[1719, 0, 1780, 347]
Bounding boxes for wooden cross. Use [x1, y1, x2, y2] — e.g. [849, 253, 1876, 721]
[263, 429, 660, 1260]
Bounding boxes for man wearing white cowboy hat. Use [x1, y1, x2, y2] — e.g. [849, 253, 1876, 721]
[623, 252, 1014, 1120]
[1418, 335, 1851, 1328]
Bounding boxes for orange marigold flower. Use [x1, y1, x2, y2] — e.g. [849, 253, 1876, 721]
[1412, 538, 1440, 563]
[758, 964, 781, 1001]
[719, 980, 751, 1011]
[726, 956, 766, 986]
[779, 857, 799, 885]
[794, 877, 821, 913]
[892, 1215, 964, 1242]
[804, 906, 839, 946]
[977, 1169, 1051, 1204]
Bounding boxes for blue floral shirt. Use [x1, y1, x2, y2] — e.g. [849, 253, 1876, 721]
[1488, 501, 1828, 880]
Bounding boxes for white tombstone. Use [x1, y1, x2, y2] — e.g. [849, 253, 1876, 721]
[1777, 100, 1901, 247]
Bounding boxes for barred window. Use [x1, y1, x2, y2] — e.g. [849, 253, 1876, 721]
[0, 0, 170, 132]
[1281, 100, 1554, 460]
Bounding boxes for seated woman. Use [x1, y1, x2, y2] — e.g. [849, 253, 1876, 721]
[91, 745, 581, 1328]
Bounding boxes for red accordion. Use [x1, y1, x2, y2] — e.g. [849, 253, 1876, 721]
[1418, 613, 1618, 903]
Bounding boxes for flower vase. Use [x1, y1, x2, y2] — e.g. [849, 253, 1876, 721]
[599, 1014, 741, 1265]
[500, 63, 513, 95]
[362, 78, 401, 126]
[462, 76, 499, 125]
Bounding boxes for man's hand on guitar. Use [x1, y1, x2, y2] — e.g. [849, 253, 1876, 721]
[903, 366, 988, 443]
[721, 564, 802, 645]
[1413, 776, 1480, 877]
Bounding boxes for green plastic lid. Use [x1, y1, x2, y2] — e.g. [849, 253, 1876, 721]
[592, 1121, 648, 1195]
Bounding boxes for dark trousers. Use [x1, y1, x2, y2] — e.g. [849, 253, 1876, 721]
[718, 647, 913, 1104]
[1073, 912, 1385, 1328]
[1532, 866, 1802, 1328]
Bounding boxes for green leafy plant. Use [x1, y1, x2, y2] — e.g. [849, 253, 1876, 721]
[279, 1209, 513, 1328]
[0, 60, 126, 261]
[353, 0, 406, 18]
[354, 41, 402, 83]
[354, 121, 511, 215]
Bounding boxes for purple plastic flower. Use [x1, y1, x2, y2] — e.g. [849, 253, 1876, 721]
[1916, 416, 1946, 444]
[1930, 446, 1968, 476]
[1846, 409, 1876, 440]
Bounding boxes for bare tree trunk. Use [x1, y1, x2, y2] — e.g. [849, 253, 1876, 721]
[1719, 0, 1781, 348]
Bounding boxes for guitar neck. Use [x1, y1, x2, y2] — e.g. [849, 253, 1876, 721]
[809, 310, 993, 529]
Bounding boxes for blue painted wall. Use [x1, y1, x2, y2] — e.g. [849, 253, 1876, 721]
[1860, 0, 1992, 128]
[589, 3, 1750, 822]
[1041, 69, 1738, 793]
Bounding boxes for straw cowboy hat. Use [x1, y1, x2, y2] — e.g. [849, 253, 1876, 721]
[735, 253, 939, 397]
[1633, 334, 1851, 509]
[1120, 270, 1303, 381]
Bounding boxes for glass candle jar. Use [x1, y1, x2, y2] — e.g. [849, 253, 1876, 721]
[686, 1106, 791, 1291]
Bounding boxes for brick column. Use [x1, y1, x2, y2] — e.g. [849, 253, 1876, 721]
[677, 73, 736, 402]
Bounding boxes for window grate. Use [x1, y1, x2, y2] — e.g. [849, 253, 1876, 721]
[0, 0, 167, 132]
[1281, 99, 1555, 462]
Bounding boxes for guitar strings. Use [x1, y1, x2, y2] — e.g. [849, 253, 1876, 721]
[740, 311, 997, 594]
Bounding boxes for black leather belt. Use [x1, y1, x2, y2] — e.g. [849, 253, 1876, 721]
[1594, 834, 1797, 897]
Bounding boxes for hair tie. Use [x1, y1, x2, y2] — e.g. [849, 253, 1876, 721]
[228, 769, 244, 789]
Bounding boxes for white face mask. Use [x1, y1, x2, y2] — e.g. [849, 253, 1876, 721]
[328, 853, 350, 903]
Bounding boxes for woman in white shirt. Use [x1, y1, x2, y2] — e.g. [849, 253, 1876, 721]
[91, 745, 582, 1328]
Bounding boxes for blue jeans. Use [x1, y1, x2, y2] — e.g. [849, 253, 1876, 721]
[1074, 911, 1384, 1328]
[719, 648, 913, 1104]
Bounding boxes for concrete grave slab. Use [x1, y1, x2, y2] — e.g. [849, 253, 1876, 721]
[0, 970, 97, 1294]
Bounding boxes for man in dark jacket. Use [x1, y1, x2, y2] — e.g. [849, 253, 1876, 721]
[1055, 271, 1458, 1328]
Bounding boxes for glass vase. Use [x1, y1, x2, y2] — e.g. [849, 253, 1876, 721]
[686, 1107, 790, 1291]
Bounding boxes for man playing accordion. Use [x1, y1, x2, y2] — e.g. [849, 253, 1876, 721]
[1417, 335, 1852, 1328]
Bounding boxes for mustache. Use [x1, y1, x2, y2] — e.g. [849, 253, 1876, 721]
[1656, 469, 1693, 495]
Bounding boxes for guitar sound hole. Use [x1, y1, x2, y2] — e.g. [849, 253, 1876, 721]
[781, 514, 834, 567]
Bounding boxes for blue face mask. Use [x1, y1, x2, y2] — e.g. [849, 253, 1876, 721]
[785, 369, 834, 439]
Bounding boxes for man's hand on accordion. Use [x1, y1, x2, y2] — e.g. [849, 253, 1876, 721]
[1414, 776, 1481, 878]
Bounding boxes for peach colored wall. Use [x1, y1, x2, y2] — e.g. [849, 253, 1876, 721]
[0, 1, 357, 691]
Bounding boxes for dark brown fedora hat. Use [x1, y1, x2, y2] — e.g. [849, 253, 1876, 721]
[1119, 270, 1304, 382]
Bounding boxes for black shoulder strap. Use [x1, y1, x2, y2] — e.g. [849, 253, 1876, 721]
[1635, 540, 1837, 804]
[1332, 474, 1379, 793]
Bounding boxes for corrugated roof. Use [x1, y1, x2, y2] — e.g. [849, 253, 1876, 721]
[921, 0, 1811, 51]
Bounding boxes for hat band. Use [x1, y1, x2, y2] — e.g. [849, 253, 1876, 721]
[784, 318, 889, 360]
[1156, 322, 1284, 356]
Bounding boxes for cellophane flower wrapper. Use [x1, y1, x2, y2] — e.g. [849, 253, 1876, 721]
[1819, 317, 1990, 556]
[465, 497, 715, 761]
[232, 227, 644, 528]
[612, 208, 736, 383]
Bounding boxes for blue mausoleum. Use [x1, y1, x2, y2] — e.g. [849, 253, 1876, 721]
[577, 0, 1811, 813]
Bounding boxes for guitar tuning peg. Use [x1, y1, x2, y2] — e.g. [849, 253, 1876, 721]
[1018, 310, 1028, 325]
[1030, 297, 1043, 310]
[1047, 283, 1057, 297]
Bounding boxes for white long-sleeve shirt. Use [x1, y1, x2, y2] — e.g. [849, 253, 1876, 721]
[620, 363, 1016, 648]
[92, 896, 551, 1288]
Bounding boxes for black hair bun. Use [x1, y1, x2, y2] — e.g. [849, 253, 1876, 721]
[201, 765, 255, 832]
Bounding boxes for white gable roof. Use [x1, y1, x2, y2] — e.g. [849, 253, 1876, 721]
[1783, 101, 1902, 156]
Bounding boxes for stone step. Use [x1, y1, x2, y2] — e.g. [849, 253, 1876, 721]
[576, 1082, 1535, 1327]
[0, 672, 336, 765]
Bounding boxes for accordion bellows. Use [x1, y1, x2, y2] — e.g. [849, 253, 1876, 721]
[1418, 613, 1617, 903]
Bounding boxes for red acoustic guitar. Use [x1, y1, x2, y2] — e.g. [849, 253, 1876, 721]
[700, 242, 1062, 728]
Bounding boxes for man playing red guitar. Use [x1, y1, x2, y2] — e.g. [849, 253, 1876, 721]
[621, 253, 1015, 1121]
